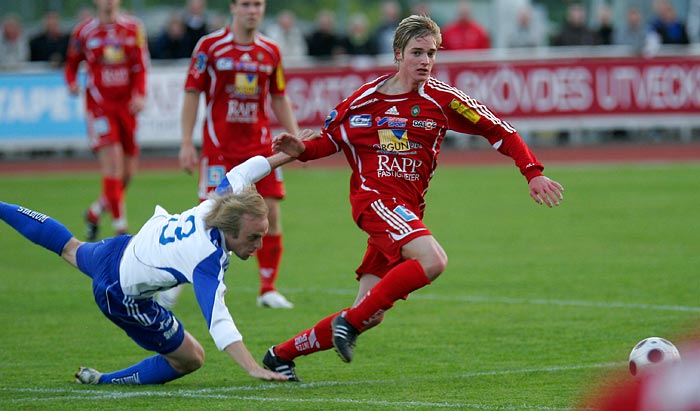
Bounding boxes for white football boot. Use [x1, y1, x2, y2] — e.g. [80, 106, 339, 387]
[257, 290, 294, 309]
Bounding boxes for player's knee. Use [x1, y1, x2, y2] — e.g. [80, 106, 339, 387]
[170, 338, 206, 375]
[421, 251, 448, 280]
[180, 347, 205, 374]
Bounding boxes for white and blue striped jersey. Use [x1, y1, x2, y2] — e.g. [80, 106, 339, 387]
[118, 200, 241, 350]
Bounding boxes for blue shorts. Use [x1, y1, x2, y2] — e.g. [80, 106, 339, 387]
[76, 235, 185, 354]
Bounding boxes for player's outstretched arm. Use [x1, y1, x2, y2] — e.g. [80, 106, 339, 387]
[223, 341, 289, 381]
[266, 152, 296, 169]
[272, 132, 306, 157]
[528, 175, 564, 207]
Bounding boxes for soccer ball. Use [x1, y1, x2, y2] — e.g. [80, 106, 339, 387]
[628, 337, 681, 376]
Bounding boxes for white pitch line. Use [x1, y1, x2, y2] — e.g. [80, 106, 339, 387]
[2, 362, 619, 410]
[3, 393, 576, 410]
[255, 287, 700, 313]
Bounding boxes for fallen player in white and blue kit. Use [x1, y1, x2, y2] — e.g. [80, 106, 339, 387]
[0, 154, 295, 384]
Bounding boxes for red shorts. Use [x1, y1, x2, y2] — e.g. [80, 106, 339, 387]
[86, 105, 138, 156]
[198, 155, 286, 201]
[355, 198, 431, 279]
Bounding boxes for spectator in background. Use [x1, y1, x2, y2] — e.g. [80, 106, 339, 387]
[614, 6, 649, 53]
[650, 0, 689, 45]
[371, 0, 402, 55]
[552, 3, 598, 46]
[182, 0, 209, 56]
[152, 12, 189, 59]
[440, 0, 490, 50]
[306, 9, 345, 60]
[265, 9, 308, 62]
[343, 13, 375, 56]
[505, 5, 543, 48]
[411, 1, 431, 17]
[29, 11, 70, 67]
[595, 4, 614, 45]
[0, 13, 29, 69]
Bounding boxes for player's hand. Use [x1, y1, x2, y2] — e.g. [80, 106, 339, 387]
[179, 143, 199, 175]
[248, 366, 291, 382]
[298, 129, 320, 141]
[528, 176, 564, 207]
[272, 132, 306, 157]
[129, 95, 146, 114]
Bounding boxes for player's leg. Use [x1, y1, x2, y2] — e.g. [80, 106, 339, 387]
[263, 275, 383, 379]
[263, 310, 343, 381]
[79, 331, 204, 385]
[255, 172, 293, 309]
[75, 266, 201, 385]
[119, 110, 139, 191]
[256, 197, 293, 308]
[83, 111, 112, 240]
[331, 201, 443, 362]
[0, 202, 77, 263]
[115, 110, 139, 234]
[96, 144, 128, 235]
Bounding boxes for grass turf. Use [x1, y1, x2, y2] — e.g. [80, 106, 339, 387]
[1, 161, 698, 410]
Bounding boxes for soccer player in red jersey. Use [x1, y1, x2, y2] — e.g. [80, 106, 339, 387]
[159, 0, 299, 310]
[64, 0, 149, 240]
[260, 15, 564, 381]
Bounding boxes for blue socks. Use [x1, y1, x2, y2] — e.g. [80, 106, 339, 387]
[0, 202, 74, 256]
[99, 355, 183, 384]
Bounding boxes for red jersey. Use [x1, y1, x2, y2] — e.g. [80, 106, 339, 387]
[184, 28, 287, 162]
[299, 74, 544, 222]
[64, 15, 148, 109]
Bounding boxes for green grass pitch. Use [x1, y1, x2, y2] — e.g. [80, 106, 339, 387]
[1, 161, 698, 410]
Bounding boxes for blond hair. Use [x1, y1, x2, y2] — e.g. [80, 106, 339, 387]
[392, 15, 442, 62]
[205, 187, 268, 237]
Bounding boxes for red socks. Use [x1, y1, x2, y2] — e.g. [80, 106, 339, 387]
[274, 260, 432, 361]
[274, 311, 342, 361]
[345, 259, 431, 331]
[103, 176, 124, 220]
[257, 234, 282, 295]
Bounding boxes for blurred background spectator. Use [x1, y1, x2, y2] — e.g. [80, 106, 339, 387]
[265, 9, 308, 62]
[614, 5, 650, 54]
[151, 12, 189, 60]
[650, 0, 689, 44]
[440, 0, 491, 51]
[552, 3, 598, 46]
[505, 4, 545, 48]
[29, 10, 69, 67]
[306, 9, 345, 60]
[0, 13, 29, 69]
[2, 0, 699, 65]
[370, 0, 402, 55]
[411, 1, 431, 18]
[342, 12, 375, 56]
[595, 4, 614, 45]
[182, 0, 209, 56]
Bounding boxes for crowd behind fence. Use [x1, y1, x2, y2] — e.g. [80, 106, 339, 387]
[1, 0, 699, 157]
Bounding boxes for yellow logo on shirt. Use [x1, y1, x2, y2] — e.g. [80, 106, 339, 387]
[377, 129, 411, 152]
[235, 73, 258, 96]
[103, 45, 125, 64]
[449, 99, 481, 124]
